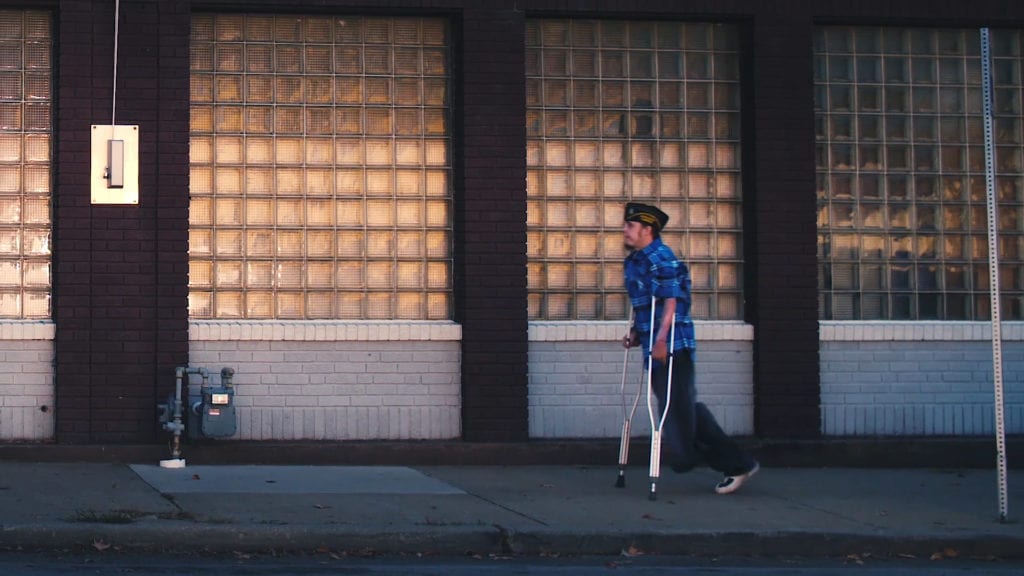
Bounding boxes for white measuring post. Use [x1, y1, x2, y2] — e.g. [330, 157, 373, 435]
[980, 27, 1009, 524]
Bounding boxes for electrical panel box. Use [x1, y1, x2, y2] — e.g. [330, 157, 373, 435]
[91, 124, 139, 204]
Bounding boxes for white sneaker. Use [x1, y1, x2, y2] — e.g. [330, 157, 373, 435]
[715, 461, 759, 495]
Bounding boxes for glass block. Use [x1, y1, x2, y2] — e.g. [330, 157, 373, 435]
[300, 138, 332, 166]
[245, 230, 273, 258]
[425, 200, 448, 228]
[601, 232, 623, 258]
[652, 143, 681, 170]
[394, 231, 423, 258]
[337, 261, 364, 289]
[657, 172, 682, 198]
[688, 173, 709, 198]
[856, 263, 883, 292]
[274, 261, 302, 289]
[244, 168, 273, 195]
[22, 230, 46, 256]
[572, 201, 600, 228]
[270, 138, 301, 166]
[689, 233, 713, 258]
[546, 232, 572, 258]
[363, 292, 391, 319]
[367, 230, 394, 258]
[426, 230, 449, 258]
[394, 170, 422, 197]
[336, 200, 364, 226]
[332, 139, 363, 166]
[575, 263, 599, 290]
[717, 233, 739, 259]
[305, 107, 333, 134]
[241, 138, 272, 166]
[275, 168, 303, 195]
[21, 291, 47, 318]
[337, 231, 364, 258]
[396, 200, 423, 227]
[303, 262, 333, 289]
[567, 143, 598, 169]
[307, 199, 334, 227]
[188, 291, 212, 318]
[598, 141, 625, 168]
[574, 232, 599, 259]
[944, 235, 964, 259]
[188, 260, 211, 286]
[276, 199, 303, 226]
[214, 167, 241, 194]
[214, 260, 243, 288]
[631, 172, 655, 196]
[214, 197, 242, 226]
[211, 228, 241, 255]
[275, 106, 304, 133]
[688, 202, 712, 227]
[527, 262, 544, 290]
[303, 228, 335, 258]
[336, 77, 364, 105]
[421, 47, 446, 76]
[189, 230, 211, 256]
[213, 291, 243, 318]
[715, 144, 738, 169]
[189, 197, 212, 226]
[396, 261, 423, 289]
[305, 169, 333, 196]
[366, 262, 394, 290]
[631, 141, 654, 167]
[365, 140, 392, 166]
[337, 291, 363, 319]
[365, 109, 393, 136]
[545, 201, 572, 227]
[418, 78, 445, 107]
[690, 293, 711, 320]
[366, 200, 394, 227]
[276, 231, 304, 258]
[273, 291, 302, 319]
[423, 109, 446, 136]
[392, 292, 422, 319]
[536, 141, 568, 169]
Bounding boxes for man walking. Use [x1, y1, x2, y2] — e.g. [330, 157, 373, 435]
[622, 202, 759, 494]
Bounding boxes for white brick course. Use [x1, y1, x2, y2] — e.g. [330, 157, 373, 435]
[820, 324, 1024, 435]
[189, 324, 461, 440]
[528, 321, 755, 439]
[0, 321, 55, 441]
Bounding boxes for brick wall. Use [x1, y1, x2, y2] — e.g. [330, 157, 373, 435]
[0, 322, 55, 440]
[528, 323, 754, 438]
[820, 323, 1024, 435]
[187, 322, 461, 440]
[53, 0, 190, 443]
[455, 8, 530, 441]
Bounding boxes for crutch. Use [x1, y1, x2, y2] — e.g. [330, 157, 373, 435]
[615, 308, 644, 488]
[646, 294, 676, 501]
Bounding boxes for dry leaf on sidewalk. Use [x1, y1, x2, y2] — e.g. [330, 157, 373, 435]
[92, 540, 110, 551]
[621, 545, 644, 557]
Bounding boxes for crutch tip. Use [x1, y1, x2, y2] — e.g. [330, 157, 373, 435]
[648, 491, 657, 501]
[615, 476, 626, 488]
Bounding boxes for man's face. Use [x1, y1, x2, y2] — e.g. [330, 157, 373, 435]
[622, 220, 651, 250]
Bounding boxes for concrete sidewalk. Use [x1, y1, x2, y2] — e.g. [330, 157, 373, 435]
[0, 461, 1020, 559]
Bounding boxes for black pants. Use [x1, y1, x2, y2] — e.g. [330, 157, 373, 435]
[650, 351, 754, 476]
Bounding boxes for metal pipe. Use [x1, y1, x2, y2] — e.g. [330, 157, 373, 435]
[165, 367, 209, 459]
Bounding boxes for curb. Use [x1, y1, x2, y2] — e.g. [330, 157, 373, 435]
[3, 522, 1022, 559]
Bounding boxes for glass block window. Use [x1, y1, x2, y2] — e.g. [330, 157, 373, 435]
[189, 14, 451, 319]
[815, 27, 1024, 320]
[526, 20, 743, 321]
[0, 10, 51, 319]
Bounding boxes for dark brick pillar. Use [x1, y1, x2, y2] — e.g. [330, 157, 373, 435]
[748, 14, 821, 437]
[454, 8, 529, 441]
[54, 0, 190, 443]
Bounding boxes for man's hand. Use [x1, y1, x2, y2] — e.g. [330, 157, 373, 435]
[651, 339, 668, 362]
[622, 330, 639, 349]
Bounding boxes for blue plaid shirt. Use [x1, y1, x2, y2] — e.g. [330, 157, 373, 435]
[624, 237, 696, 359]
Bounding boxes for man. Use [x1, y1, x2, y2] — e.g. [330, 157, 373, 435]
[622, 201, 759, 494]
